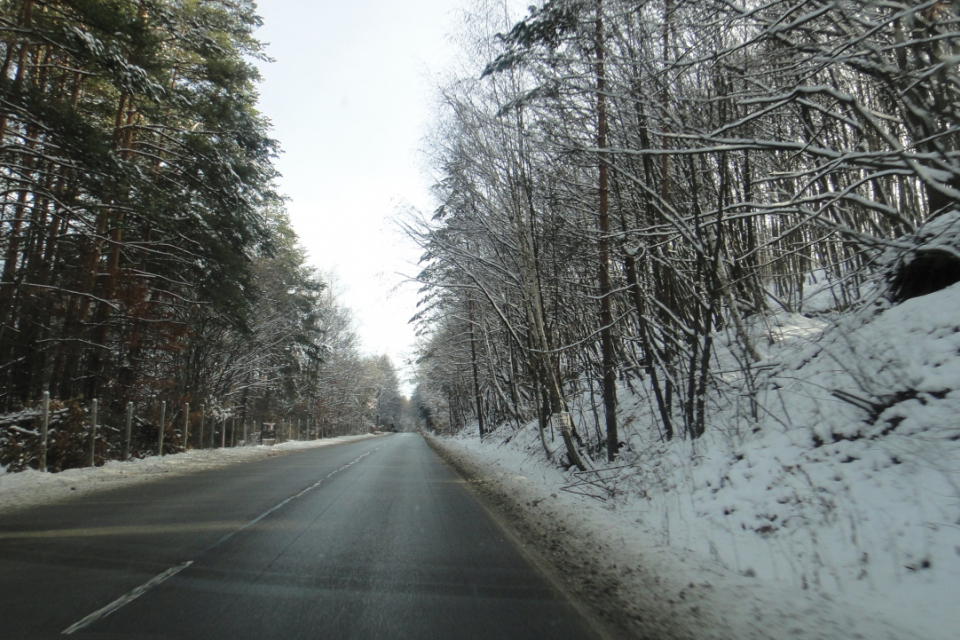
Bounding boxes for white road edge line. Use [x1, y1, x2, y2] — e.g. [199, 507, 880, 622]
[62, 561, 193, 635]
[61, 446, 381, 635]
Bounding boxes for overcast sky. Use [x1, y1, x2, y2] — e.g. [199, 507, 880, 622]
[251, 0, 472, 392]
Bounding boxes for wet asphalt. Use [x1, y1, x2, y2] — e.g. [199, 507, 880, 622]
[0, 433, 603, 639]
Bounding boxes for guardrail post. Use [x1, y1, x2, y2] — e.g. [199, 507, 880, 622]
[89, 398, 98, 467]
[158, 401, 166, 457]
[40, 391, 50, 472]
[183, 402, 190, 450]
[123, 402, 133, 461]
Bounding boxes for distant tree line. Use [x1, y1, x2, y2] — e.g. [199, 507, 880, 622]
[408, 0, 960, 467]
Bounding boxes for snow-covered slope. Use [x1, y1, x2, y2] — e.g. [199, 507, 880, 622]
[435, 281, 960, 640]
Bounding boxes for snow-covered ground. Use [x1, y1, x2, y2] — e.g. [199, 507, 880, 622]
[432, 434, 928, 640]
[0, 435, 378, 515]
[431, 280, 960, 640]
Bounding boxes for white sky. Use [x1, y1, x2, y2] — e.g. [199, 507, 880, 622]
[251, 0, 468, 392]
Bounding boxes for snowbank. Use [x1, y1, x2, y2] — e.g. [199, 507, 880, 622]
[431, 281, 960, 640]
[0, 435, 378, 515]
[433, 432, 927, 640]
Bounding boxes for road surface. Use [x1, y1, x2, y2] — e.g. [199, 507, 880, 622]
[0, 433, 605, 639]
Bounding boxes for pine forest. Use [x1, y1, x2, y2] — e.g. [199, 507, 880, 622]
[0, 0, 404, 471]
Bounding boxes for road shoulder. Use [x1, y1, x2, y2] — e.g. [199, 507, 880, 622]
[0, 435, 381, 516]
[426, 433, 693, 640]
[426, 433, 924, 640]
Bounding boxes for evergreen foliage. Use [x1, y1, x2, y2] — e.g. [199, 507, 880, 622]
[0, 1, 403, 465]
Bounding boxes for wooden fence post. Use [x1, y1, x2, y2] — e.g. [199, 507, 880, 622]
[123, 402, 133, 461]
[183, 402, 190, 450]
[158, 401, 166, 457]
[89, 398, 98, 467]
[40, 391, 50, 472]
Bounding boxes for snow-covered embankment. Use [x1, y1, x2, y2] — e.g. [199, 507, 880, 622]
[430, 281, 960, 640]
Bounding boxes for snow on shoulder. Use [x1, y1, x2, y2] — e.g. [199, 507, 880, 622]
[0, 435, 378, 516]
[431, 278, 960, 640]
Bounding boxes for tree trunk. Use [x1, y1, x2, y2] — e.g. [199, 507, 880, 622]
[596, 1, 619, 462]
[468, 296, 485, 437]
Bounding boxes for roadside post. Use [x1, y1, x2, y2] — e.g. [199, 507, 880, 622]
[158, 401, 166, 457]
[40, 391, 50, 472]
[183, 402, 190, 449]
[123, 402, 133, 460]
[89, 398, 98, 467]
[198, 404, 205, 449]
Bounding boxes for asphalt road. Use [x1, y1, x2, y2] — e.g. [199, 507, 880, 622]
[0, 433, 605, 640]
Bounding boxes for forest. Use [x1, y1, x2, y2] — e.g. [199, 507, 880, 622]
[408, 0, 960, 467]
[0, 1, 956, 635]
[0, 0, 404, 471]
